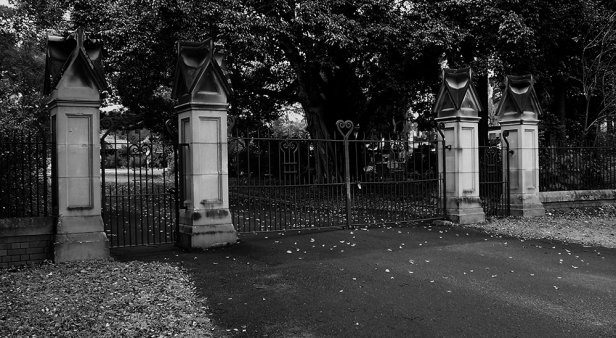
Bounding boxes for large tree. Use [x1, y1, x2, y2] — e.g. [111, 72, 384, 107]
[578, 8, 616, 139]
[14, 0, 463, 138]
[10, 0, 616, 145]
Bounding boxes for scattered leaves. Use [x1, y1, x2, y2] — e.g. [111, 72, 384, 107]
[0, 260, 215, 337]
[461, 207, 616, 248]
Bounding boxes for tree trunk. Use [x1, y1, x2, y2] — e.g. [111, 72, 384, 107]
[295, 68, 341, 183]
[304, 105, 336, 182]
[287, 49, 367, 183]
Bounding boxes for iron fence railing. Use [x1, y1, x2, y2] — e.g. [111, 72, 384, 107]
[539, 146, 616, 191]
[101, 130, 179, 247]
[228, 121, 444, 232]
[478, 143, 510, 217]
[0, 131, 53, 218]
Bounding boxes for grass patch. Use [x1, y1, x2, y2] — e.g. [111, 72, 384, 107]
[0, 260, 215, 337]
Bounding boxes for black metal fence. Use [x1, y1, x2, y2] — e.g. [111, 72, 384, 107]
[539, 146, 616, 191]
[0, 131, 53, 218]
[479, 142, 510, 217]
[101, 130, 179, 247]
[229, 121, 444, 232]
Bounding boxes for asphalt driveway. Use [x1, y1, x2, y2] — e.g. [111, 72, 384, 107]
[113, 224, 616, 337]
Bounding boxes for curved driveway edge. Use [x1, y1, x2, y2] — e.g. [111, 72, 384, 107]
[113, 225, 616, 337]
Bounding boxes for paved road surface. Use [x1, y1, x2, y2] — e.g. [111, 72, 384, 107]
[113, 224, 616, 337]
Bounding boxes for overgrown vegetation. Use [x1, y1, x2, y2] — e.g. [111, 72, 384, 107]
[0, 260, 216, 337]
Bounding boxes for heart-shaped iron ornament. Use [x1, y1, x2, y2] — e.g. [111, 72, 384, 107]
[281, 140, 298, 152]
[336, 120, 355, 139]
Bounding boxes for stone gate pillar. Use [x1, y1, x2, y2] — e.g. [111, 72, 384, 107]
[496, 75, 545, 217]
[434, 68, 485, 224]
[172, 40, 237, 249]
[44, 28, 109, 261]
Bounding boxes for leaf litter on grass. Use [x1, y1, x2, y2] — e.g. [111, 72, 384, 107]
[459, 206, 616, 249]
[0, 260, 216, 337]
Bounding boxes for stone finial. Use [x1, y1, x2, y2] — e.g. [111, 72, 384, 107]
[44, 27, 106, 95]
[496, 74, 541, 122]
[172, 40, 232, 105]
[433, 67, 483, 118]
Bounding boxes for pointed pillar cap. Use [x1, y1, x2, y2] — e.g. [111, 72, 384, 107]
[433, 67, 483, 119]
[496, 74, 541, 122]
[44, 27, 106, 97]
[172, 39, 233, 105]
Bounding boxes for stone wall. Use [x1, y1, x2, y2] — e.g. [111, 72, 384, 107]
[539, 190, 616, 209]
[0, 218, 54, 268]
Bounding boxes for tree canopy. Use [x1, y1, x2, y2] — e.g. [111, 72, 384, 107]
[2, 0, 616, 144]
[0, 4, 47, 134]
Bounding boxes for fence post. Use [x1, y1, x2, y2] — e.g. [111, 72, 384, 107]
[433, 68, 485, 224]
[44, 28, 109, 262]
[496, 75, 545, 217]
[435, 123, 448, 217]
[171, 40, 237, 249]
[336, 120, 355, 228]
[502, 131, 512, 216]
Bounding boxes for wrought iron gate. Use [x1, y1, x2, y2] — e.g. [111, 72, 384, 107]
[228, 120, 445, 233]
[101, 130, 179, 247]
[478, 134, 510, 217]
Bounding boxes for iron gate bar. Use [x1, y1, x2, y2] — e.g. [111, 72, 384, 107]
[502, 131, 511, 216]
[101, 130, 180, 247]
[175, 143, 186, 242]
[436, 123, 447, 217]
[337, 120, 354, 229]
[229, 135, 348, 232]
[229, 121, 445, 233]
[478, 131, 511, 217]
[42, 134, 48, 216]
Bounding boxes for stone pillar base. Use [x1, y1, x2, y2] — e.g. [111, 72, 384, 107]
[510, 194, 545, 217]
[446, 198, 486, 224]
[177, 208, 238, 250]
[54, 215, 109, 262]
[177, 224, 237, 250]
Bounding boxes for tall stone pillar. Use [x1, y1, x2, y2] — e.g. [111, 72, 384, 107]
[44, 28, 109, 261]
[172, 40, 237, 249]
[496, 75, 545, 217]
[434, 68, 485, 224]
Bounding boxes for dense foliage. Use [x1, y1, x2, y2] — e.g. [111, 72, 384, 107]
[1, 0, 616, 144]
[0, 5, 47, 134]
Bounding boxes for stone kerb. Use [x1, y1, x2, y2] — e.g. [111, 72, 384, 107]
[172, 40, 237, 249]
[496, 75, 545, 217]
[433, 68, 485, 224]
[44, 27, 109, 262]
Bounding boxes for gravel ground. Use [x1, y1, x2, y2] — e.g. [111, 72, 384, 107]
[460, 206, 616, 249]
